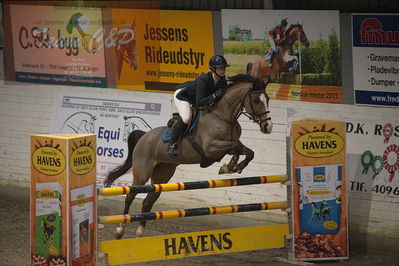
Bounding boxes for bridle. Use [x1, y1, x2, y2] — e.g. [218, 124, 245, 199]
[241, 90, 271, 124]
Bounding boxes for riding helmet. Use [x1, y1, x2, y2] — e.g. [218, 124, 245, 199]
[209, 55, 230, 68]
[281, 18, 288, 27]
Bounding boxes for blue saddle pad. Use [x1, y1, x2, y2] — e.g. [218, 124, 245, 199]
[161, 127, 173, 142]
[161, 112, 200, 142]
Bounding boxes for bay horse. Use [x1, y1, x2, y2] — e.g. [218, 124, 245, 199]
[115, 21, 138, 80]
[104, 74, 273, 239]
[247, 23, 309, 79]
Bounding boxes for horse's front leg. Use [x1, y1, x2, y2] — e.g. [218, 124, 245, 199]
[218, 151, 240, 174]
[235, 144, 254, 173]
[218, 142, 254, 174]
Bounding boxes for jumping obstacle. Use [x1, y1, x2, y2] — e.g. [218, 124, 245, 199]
[98, 174, 290, 265]
[97, 174, 287, 196]
[100, 224, 289, 265]
[99, 201, 289, 224]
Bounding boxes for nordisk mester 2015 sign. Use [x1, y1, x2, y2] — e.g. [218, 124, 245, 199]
[111, 9, 214, 91]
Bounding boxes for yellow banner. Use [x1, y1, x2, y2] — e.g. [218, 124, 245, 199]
[111, 9, 214, 92]
[100, 224, 289, 264]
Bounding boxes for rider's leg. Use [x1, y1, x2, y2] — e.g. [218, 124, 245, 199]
[168, 89, 190, 155]
[267, 36, 276, 68]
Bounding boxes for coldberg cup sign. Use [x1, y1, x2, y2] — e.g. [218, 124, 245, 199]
[291, 119, 348, 260]
[9, 5, 107, 87]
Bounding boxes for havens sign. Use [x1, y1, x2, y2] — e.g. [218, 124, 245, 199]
[295, 131, 344, 158]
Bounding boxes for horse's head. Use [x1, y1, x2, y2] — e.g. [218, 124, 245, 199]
[116, 20, 138, 70]
[286, 23, 309, 48]
[243, 78, 273, 134]
[127, 21, 138, 70]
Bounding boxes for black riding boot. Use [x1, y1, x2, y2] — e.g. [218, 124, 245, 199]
[268, 50, 275, 68]
[167, 117, 187, 155]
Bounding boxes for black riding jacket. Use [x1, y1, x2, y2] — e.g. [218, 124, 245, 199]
[176, 72, 228, 107]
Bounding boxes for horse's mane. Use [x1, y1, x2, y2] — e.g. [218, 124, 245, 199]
[63, 111, 96, 122]
[228, 74, 255, 84]
[227, 74, 266, 92]
[284, 23, 302, 38]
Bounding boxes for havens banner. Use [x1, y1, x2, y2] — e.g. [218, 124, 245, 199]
[10, 5, 107, 87]
[112, 9, 214, 92]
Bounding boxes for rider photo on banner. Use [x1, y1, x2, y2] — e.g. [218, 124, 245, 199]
[352, 14, 399, 107]
[221, 9, 342, 103]
[50, 91, 171, 188]
[8, 4, 107, 87]
[110, 9, 215, 92]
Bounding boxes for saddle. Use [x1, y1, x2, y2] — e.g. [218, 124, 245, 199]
[264, 47, 279, 62]
[161, 109, 200, 142]
[161, 108, 217, 168]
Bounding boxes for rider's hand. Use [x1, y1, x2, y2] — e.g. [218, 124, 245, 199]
[213, 89, 223, 99]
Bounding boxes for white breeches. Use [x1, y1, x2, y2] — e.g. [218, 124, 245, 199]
[174, 89, 191, 124]
[268, 35, 276, 52]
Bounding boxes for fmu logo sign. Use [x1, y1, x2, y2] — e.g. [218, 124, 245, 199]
[353, 14, 399, 47]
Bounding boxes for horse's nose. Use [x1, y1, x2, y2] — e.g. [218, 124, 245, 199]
[260, 120, 273, 134]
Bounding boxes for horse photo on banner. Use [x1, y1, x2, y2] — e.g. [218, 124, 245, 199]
[221, 9, 342, 103]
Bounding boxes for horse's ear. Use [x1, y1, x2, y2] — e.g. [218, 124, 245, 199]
[132, 20, 136, 28]
[253, 78, 266, 91]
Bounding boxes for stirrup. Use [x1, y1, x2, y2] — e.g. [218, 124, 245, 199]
[167, 143, 178, 155]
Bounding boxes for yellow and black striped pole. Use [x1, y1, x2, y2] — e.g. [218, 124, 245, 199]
[98, 174, 287, 196]
[98, 201, 289, 225]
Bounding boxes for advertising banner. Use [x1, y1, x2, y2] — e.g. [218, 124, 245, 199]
[346, 118, 399, 198]
[222, 10, 342, 103]
[111, 9, 215, 92]
[31, 134, 97, 266]
[352, 14, 399, 106]
[291, 120, 348, 260]
[10, 5, 107, 87]
[50, 92, 171, 188]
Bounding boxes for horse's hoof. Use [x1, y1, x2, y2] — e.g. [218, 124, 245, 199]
[114, 227, 124, 240]
[136, 226, 145, 237]
[218, 164, 231, 174]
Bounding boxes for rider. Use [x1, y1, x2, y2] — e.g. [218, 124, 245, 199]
[167, 55, 230, 156]
[266, 18, 288, 68]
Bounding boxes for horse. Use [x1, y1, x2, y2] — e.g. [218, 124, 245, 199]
[115, 21, 138, 80]
[104, 74, 273, 239]
[60, 111, 96, 134]
[247, 23, 309, 79]
[122, 116, 152, 142]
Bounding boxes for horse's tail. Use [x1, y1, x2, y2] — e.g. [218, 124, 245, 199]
[246, 62, 253, 75]
[103, 130, 146, 187]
